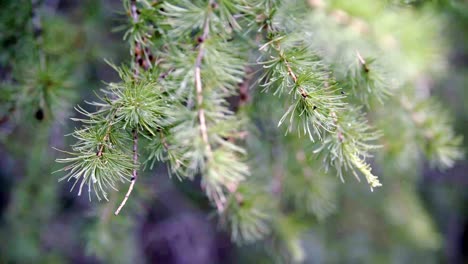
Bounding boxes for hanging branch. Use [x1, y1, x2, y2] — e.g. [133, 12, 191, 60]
[194, 0, 233, 212]
[280, 50, 309, 99]
[156, 0, 251, 214]
[257, 16, 381, 190]
[115, 128, 139, 215]
[259, 37, 345, 141]
[194, 4, 214, 159]
[48, 0, 464, 250]
[115, 0, 141, 215]
[96, 113, 116, 158]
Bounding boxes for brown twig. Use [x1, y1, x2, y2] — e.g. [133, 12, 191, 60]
[279, 50, 309, 98]
[115, 0, 141, 215]
[96, 125, 112, 157]
[130, 0, 153, 74]
[356, 50, 369, 73]
[115, 128, 139, 215]
[96, 108, 120, 157]
[194, 0, 215, 159]
[194, 1, 241, 213]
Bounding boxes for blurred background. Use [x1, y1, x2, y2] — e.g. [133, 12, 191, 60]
[0, 0, 467, 263]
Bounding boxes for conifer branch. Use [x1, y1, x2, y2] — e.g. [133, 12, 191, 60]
[38, 0, 464, 253]
[349, 152, 381, 191]
[96, 114, 116, 158]
[115, 128, 139, 215]
[257, 10, 381, 190]
[115, 0, 146, 214]
[43, 0, 465, 252]
[259, 37, 345, 141]
[281, 51, 309, 98]
[195, 0, 215, 160]
[96, 131, 110, 158]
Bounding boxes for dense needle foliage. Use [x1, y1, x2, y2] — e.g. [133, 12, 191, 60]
[58, 0, 462, 244]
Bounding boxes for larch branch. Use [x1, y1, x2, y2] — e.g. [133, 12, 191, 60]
[115, 128, 139, 215]
[115, 0, 142, 215]
[194, 0, 215, 159]
[278, 49, 309, 98]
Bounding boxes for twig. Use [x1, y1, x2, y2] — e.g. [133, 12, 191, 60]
[284, 59, 297, 82]
[115, 0, 141, 215]
[97, 108, 119, 157]
[278, 49, 309, 98]
[194, 0, 215, 159]
[97, 125, 112, 157]
[115, 128, 139, 215]
[356, 50, 369, 73]
[195, 1, 239, 213]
